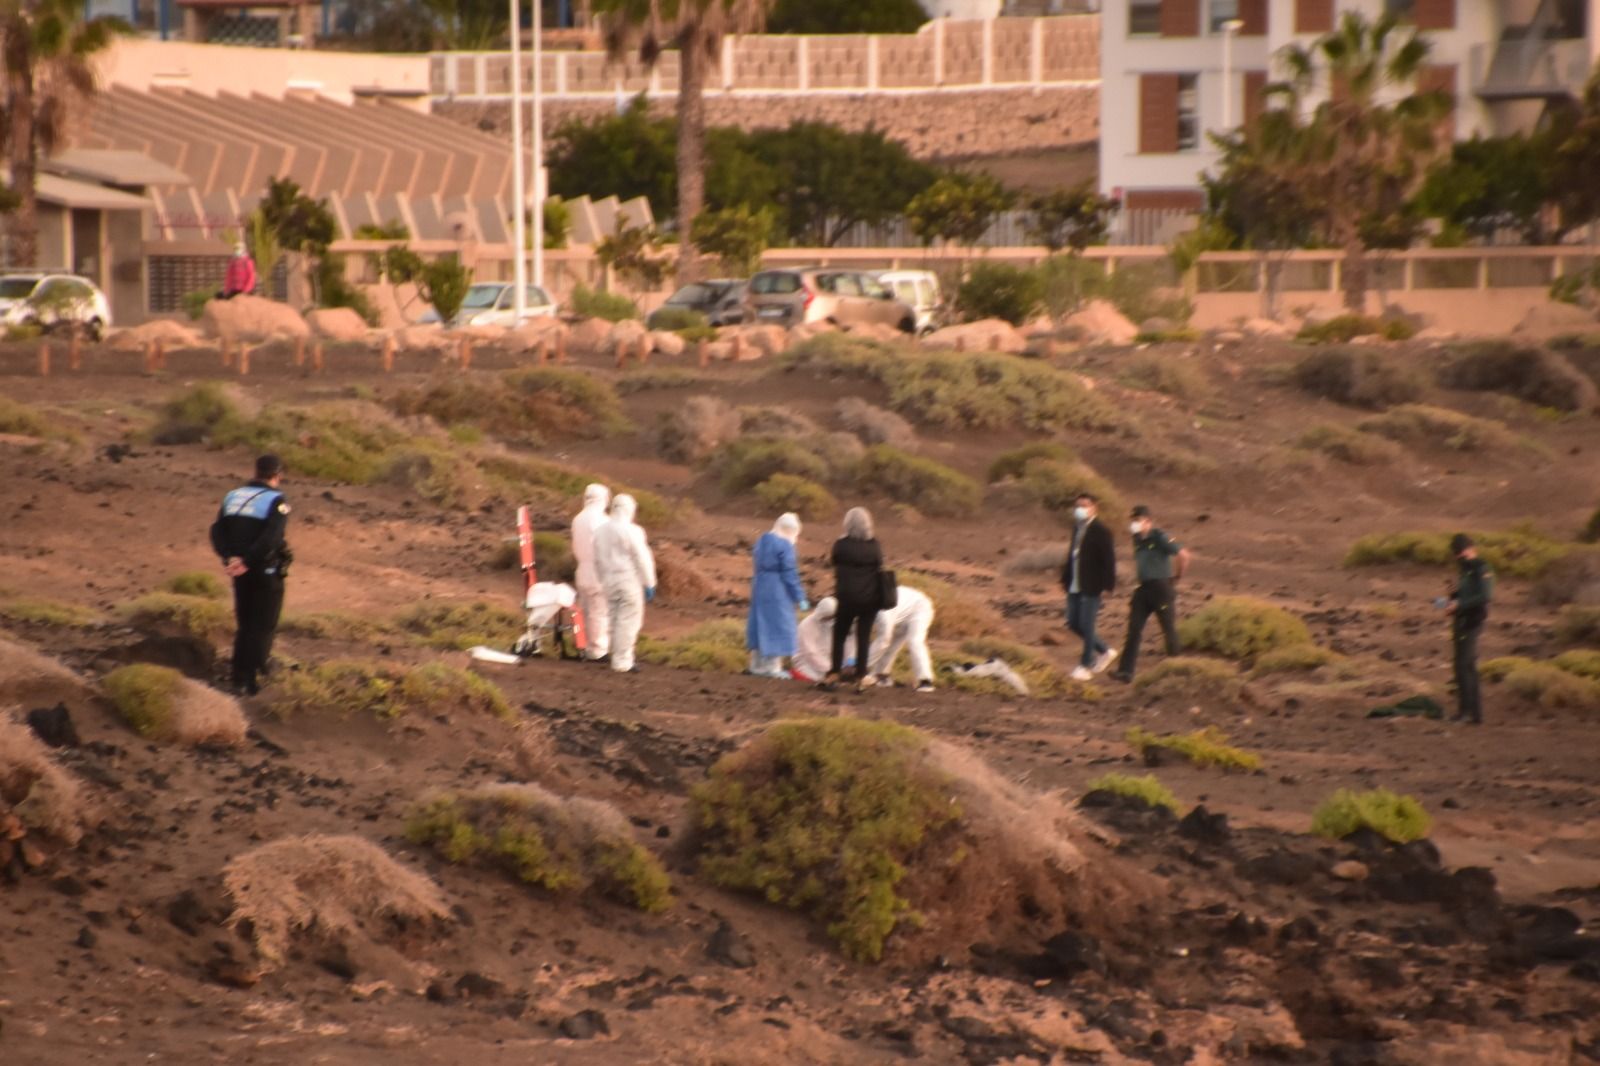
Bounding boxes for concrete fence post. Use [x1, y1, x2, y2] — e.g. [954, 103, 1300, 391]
[868, 35, 880, 91]
[982, 19, 994, 87]
[723, 36, 735, 91]
[475, 53, 488, 98]
[1476, 255, 1489, 290]
[933, 18, 945, 87]
[445, 53, 459, 96]
[557, 52, 569, 96]
[1031, 18, 1044, 92]
[797, 36, 809, 93]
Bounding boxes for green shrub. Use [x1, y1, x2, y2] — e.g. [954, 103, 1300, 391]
[1438, 342, 1597, 413]
[987, 442, 1073, 483]
[785, 335, 1121, 433]
[571, 283, 640, 322]
[0, 396, 52, 438]
[103, 664, 183, 738]
[1291, 348, 1425, 409]
[1311, 788, 1431, 843]
[754, 474, 838, 520]
[278, 610, 393, 642]
[1343, 527, 1569, 579]
[715, 436, 832, 495]
[1126, 726, 1262, 772]
[391, 368, 628, 444]
[1297, 314, 1385, 344]
[392, 600, 523, 650]
[1117, 353, 1207, 402]
[407, 785, 671, 912]
[1357, 404, 1516, 452]
[215, 401, 414, 483]
[1556, 606, 1600, 644]
[647, 306, 708, 333]
[1553, 649, 1600, 680]
[150, 383, 243, 445]
[954, 263, 1043, 326]
[1084, 772, 1179, 812]
[897, 574, 1003, 641]
[1177, 597, 1312, 659]
[1013, 459, 1122, 523]
[380, 444, 481, 509]
[691, 718, 961, 961]
[530, 531, 576, 583]
[162, 572, 226, 599]
[638, 619, 747, 674]
[856, 445, 981, 518]
[271, 659, 510, 719]
[181, 289, 211, 321]
[1581, 507, 1600, 545]
[954, 637, 1069, 697]
[617, 368, 706, 395]
[1131, 656, 1244, 701]
[1294, 423, 1403, 465]
[1251, 644, 1344, 677]
[1133, 328, 1201, 345]
[0, 598, 101, 628]
[1482, 656, 1600, 710]
[120, 592, 232, 642]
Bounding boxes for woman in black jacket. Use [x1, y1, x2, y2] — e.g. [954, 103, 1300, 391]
[826, 507, 883, 691]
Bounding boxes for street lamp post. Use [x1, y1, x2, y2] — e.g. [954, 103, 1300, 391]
[532, 0, 544, 289]
[509, 0, 528, 322]
[1221, 18, 1243, 132]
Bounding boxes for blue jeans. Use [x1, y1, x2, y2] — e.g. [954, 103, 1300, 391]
[1066, 593, 1107, 668]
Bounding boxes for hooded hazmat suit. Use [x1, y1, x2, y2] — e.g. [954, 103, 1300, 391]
[746, 513, 808, 678]
[570, 483, 612, 660]
[592, 494, 656, 672]
[867, 585, 936, 688]
[792, 597, 838, 683]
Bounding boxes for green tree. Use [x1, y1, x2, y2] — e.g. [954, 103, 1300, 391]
[596, 218, 670, 290]
[690, 203, 773, 275]
[766, 0, 924, 34]
[420, 253, 473, 322]
[1025, 184, 1118, 254]
[258, 176, 337, 257]
[543, 197, 571, 249]
[1, 0, 128, 265]
[1550, 68, 1600, 238]
[1415, 135, 1552, 244]
[594, 0, 772, 284]
[906, 172, 1014, 248]
[246, 208, 281, 295]
[420, 0, 505, 49]
[1266, 11, 1450, 310]
[546, 96, 678, 219]
[747, 123, 935, 246]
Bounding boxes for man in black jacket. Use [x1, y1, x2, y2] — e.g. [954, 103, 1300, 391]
[1446, 533, 1493, 724]
[1061, 493, 1117, 681]
[209, 454, 292, 695]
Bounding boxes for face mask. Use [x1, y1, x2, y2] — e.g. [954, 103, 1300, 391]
[1073, 506, 1090, 523]
[1131, 522, 1145, 536]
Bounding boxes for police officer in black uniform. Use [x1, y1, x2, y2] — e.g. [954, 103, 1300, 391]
[210, 454, 292, 695]
[1445, 533, 1493, 725]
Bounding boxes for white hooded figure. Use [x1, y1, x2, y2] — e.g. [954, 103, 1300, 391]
[591, 493, 657, 673]
[570, 483, 612, 661]
[792, 596, 838, 682]
[867, 585, 937, 691]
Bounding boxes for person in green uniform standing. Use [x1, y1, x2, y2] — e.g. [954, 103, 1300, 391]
[1445, 533, 1493, 725]
[1110, 504, 1191, 684]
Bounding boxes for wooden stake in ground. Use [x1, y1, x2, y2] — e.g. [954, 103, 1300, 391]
[292, 335, 305, 368]
[153, 340, 166, 370]
[37, 341, 50, 377]
[555, 330, 568, 364]
[68, 331, 81, 371]
[637, 335, 653, 366]
[238, 344, 251, 376]
[730, 333, 745, 362]
[221, 339, 233, 368]
[142, 340, 156, 374]
[535, 339, 549, 366]
[697, 338, 710, 368]
[459, 336, 472, 370]
[614, 339, 628, 369]
[381, 335, 396, 373]
[312, 342, 325, 374]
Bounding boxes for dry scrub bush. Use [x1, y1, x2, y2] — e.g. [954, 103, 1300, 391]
[950, 637, 1070, 697]
[1251, 644, 1345, 677]
[1132, 656, 1245, 702]
[279, 611, 394, 643]
[834, 398, 917, 448]
[1557, 606, 1600, 644]
[1357, 404, 1517, 453]
[691, 718, 1102, 963]
[1344, 528, 1571, 580]
[898, 574, 1004, 641]
[639, 619, 746, 673]
[393, 600, 523, 650]
[119, 593, 232, 643]
[1177, 598, 1312, 660]
[0, 637, 91, 706]
[1311, 789, 1431, 844]
[1084, 773, 1179, 813]
[162, 572, 226, 599]
[785, 335, 1122, 433]
[103, 664, 248, 747]
[656, 396, 741, 463]
[754, 474, 838, 520]
[1295, 314, 1415, 345]
[1480, 656, 1600, 710]
[406, 783, 671, 912]
[0, 714, 94, 846]
[1127, 726, 1262, 772]
[856, 446, 981, 518]
[986, 443, 1122, 521]
[223, 834, 451, 968]
[739, 405, 819, 439]
[1292, 348, 1424, 409]
[271, 660, 510, 720]
[1439, 342, 1598, 413]
[380, 444, 484, 509]
[653, 543, 718, 602]
[390, 368, 629, 444]
[1003, 546, 1068, 575]
[1554, 649, 1600, 679]
[617, 368, 705, 394]
[1294, 424, 1404, 466]
[0, 598, 100, 628]
[715, 436, 832, 494]
[1529, 550, 1600, 607]
[1116, 353, 1208, 403]
[0, 396, 52, 438]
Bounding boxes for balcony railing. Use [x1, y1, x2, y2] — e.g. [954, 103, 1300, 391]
[1471, 36, 1590, 99]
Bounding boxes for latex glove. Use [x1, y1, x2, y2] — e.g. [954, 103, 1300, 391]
[645, 586, 656, 603]
[798, 599, 811, 612]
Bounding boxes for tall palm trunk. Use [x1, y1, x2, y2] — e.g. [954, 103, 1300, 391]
[674, 20, 705, 285]
[4, 51, 39, 267]
[1340, 236, 1367, 312]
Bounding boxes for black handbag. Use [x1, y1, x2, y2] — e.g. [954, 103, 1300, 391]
[879, 569, 898, 610]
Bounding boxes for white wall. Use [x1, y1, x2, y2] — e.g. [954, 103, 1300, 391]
[99, 38, 432, 104]
[922, 0, 1004, 17]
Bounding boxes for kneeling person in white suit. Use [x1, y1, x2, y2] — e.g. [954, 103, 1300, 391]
[591, 494, 656, 673]
[867, 586, 936, 692]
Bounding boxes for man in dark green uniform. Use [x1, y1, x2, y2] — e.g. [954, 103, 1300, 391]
[1446, 533, 1493, 724]
[1110, 504, 1191, 684]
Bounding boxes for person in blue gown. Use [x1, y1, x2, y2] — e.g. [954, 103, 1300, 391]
[746, 512, 809, 678]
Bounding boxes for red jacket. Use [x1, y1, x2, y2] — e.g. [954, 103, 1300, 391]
[224, 254, 257, 296]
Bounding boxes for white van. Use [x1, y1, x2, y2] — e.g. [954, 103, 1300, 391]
[877, 270, 944, 336]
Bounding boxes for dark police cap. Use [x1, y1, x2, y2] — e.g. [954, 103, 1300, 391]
[1131, 504, 1151, 518]
[1449, 533, 1474, 554]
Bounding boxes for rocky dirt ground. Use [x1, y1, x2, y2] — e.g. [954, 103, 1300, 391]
[1, 328, 1598, 1065]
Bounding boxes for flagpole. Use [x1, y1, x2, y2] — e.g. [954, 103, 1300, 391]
[531, 0, 545, 289]
[509, 0, 528, 322]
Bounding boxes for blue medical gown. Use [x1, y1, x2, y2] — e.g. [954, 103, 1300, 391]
[746, 532, 806, 656]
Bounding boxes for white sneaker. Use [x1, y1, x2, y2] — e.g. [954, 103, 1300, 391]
[1093, 648, 1119, 675]
[1070, 665, 1094, 682]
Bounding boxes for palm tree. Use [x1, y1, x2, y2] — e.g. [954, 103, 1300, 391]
[592, 0, 769, 283]
[1269, 10, 1449, 311]
[1, 0, 126, 266]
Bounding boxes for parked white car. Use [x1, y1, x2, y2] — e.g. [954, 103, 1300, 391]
[446, 282, 558, 328]
[0, 272, 111, 339]
[877, 270, 945, 336]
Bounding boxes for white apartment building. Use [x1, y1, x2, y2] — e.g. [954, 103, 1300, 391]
[1100, 0, 1600, 215]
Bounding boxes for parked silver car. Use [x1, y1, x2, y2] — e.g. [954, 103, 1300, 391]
[745, 268, 916, 332]
[0, 272, 111, 339]
[878, 270, 946, 336]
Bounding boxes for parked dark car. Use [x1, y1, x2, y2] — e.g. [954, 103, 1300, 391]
[646, 279, 747, 329]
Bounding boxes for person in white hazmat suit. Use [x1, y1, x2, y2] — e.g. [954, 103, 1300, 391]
[792, 597, 838, 683]
[591, 494, 657, 673]
[570, 483, 612, 662]
[866, 585, 936, 692]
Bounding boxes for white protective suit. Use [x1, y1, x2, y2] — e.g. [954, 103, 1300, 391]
[570, 483, 612, 660]
[792, 597, 837, 682]
[591, 494, 657, 673]
[867, 586, 936, 687]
